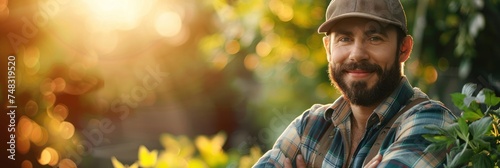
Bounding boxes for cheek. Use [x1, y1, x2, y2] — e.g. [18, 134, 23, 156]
[367, 46, 398, 69]
[329, 46, 350, 63]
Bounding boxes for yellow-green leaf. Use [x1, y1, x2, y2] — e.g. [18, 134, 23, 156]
[138, 145, 158, 167]
[111, 157, 125, 168]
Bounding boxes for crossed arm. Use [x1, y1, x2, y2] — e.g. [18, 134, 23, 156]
[283, 154, 382, 168]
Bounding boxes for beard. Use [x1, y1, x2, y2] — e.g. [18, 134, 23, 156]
[328, 59, 402, 107]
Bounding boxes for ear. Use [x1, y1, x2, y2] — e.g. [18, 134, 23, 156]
[399, 35, 413, 63]
[323, 36, 332, 63]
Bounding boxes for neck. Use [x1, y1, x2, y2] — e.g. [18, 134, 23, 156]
[350, 104, 377, 129]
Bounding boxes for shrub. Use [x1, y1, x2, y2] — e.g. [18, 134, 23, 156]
[424, 83, 500, 167]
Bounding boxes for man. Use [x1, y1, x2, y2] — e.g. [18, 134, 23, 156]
[253, 0, 456, 167]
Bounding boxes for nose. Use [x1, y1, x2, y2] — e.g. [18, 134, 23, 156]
[348, 41, 369, 62]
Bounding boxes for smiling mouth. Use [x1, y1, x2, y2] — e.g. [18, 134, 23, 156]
[345, 69, 374, 78]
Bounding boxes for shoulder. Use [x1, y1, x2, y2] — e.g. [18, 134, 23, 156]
[304, 104, 331, 120]
[395, 99, 457, 138]
[252, 104, 333, 167]
[403, 99, 455, 120]
[296, 104, 332, 135]
[402, 87, 457, 123]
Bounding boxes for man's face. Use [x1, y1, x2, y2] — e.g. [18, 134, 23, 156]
[324, 18, 402, 107]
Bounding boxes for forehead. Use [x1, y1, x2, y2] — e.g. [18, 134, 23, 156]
[329, 17, 396, 35]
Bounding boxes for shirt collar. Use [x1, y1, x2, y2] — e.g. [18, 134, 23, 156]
[323, 77, 415, 128]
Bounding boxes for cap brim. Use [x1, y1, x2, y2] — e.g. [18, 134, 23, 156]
[317, 12, 401, 34]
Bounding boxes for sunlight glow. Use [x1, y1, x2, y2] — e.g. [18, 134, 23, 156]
[23, 46, 40, 68]
[87, 31, 119, 55]
[155, 11, 183, 37]
[83, 0, 154, 31]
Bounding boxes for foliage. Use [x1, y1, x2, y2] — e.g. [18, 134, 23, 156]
[424, 83, 500, 167]
[110, 132, 262, 168]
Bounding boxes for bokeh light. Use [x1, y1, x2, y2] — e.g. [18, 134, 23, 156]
[40, 78, 55, 96]
[299, 61, 317, 78]
[30, 123, 43, 145]
[38, 147, 59, 166]
[24, 100, 39, 117]
[212, 53, 228, 70]
[83, 0, 154, 31]
[47, 147, 59, 166]
[18, 116, 34, 140]
[43, 93, 56, 107]
[256, 41, 272, 57]
[225, 40, 241, 54]
[51, 104, 69, 121]
[58, 121, 75, 139]
[17, 137, 31, 154]
[438, 57, 449, 71]
[23, 46, 40, 68]
[269, 0, 294, 22]
[19, 46, 41, 75]
[424, 65, 438, 84]
[30, 123, 49, 147]
[0, 0, 8, 20]
[244, 54, 260, 70]
[21, 160, 33, 168]
[53, 77, 67, 93]
[259, 17, 275, 33]
[59, 158, 77, 168]
[38, 148, 50, 165]
[155, 11, 183, 37]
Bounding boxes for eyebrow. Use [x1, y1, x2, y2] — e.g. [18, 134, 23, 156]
[365, 28, 388, 37]
[330, 27, 389, 37]
[331, 30, 353, 36]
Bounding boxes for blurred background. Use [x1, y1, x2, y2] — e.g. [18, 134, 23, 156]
[0, 0, 499, 167]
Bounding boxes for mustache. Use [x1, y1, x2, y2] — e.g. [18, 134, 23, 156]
[337, 61, 382, 73]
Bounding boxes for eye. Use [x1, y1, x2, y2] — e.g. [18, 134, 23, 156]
[369, 36, 382, 41]
[338, 37, 352, 42]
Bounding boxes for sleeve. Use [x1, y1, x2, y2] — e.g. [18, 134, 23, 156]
[252, 110, 311, 168]
[377, 102, 456, 168]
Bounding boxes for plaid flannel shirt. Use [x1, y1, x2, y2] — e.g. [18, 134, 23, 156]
[253, 77, 456, 168]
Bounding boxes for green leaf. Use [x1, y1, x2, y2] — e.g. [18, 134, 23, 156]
[463, 110, 483, 121]
[448, 149, 474, 168]
[472, 153, 493, 168]
[469, 117, 492, 140]
[470, 139, 491, 152]
[422, 134, 449, 143]
[424, 143, 446, 153]
[493, 107, 500, 115]
[468, 101, 481, 113]
[443, 123, 459, 138]
[451, 93, 467, 110]
[457, 118, 469, 140]
[482, 88, 500, 107]
[425, 124, 458, 141]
